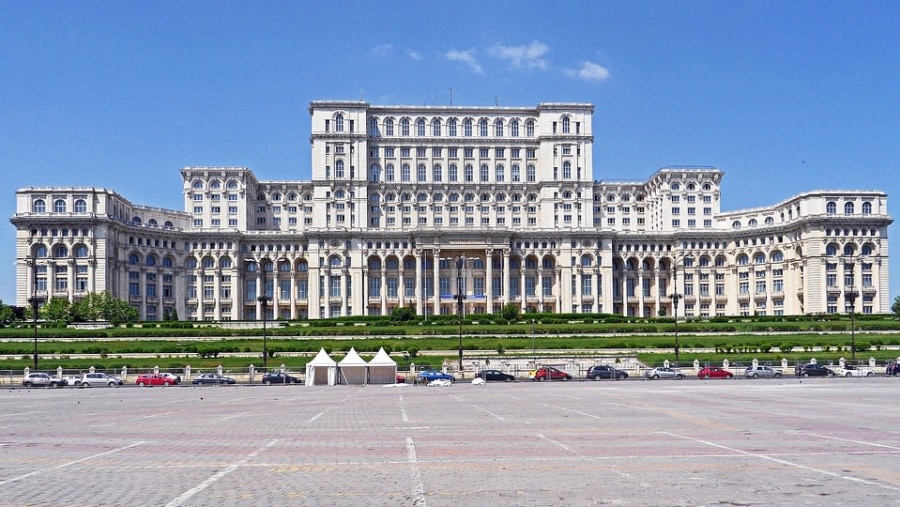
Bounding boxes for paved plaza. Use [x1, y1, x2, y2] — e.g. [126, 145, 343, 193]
[2, 377, 900, 506]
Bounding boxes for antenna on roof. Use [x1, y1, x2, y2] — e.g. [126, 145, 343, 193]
[360, 90, 365, 101]
[495, 95, 499, 106]
[450, 87, 453, 105]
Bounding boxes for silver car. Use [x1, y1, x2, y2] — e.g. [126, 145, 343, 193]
[744, 366, 783, 378]
[77, 372, 123, 387]
[644, 367, 685, 380]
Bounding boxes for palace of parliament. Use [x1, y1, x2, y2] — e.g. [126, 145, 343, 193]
[11, 101, 893, 322]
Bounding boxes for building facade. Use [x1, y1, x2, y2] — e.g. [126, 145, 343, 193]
[11, 101, 893, 321]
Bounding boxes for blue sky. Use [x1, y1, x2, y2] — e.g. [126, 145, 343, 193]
[1, 1, 897, 306]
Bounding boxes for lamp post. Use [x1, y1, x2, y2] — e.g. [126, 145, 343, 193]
[531, 318, 536, 368]
[671, 293, 681, 367]
[25, 257, 39, 370]
[843, 257, 859, 361]
[247, 258, 270, 372]
[455, 256, 465, 373]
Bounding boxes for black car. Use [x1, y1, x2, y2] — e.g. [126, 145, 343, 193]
[191, 373, 236, 385]
[586, 365, 628, 380]
[475, 369, 515, 382]
[795, 364, 835, 377]
[261, 372, 302, 385]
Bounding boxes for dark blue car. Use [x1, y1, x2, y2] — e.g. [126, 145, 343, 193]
[417, 370, 455, 382]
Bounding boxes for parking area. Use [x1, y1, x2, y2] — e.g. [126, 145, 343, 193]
[2, 378, 900, 506]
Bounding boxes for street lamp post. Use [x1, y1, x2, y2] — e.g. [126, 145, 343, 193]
[843, 257, 859, 361]
[246, 258, 270, 372]
[260, 262, 270, 372]
[531, 318, 536, 368]
[671, 293, 682, 366]
[26, 257, 39, 370]
[455, 256, 465, 374]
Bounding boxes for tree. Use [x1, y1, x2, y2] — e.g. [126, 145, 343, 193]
[500, 303, 520, 322]
[0, 300, 14, 324]
[71, 293, 106, 322]
[892, 296, 900, 318]
[42, 297, 73, 324]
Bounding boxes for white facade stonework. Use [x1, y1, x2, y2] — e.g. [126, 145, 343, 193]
[11, 101, 893, 321]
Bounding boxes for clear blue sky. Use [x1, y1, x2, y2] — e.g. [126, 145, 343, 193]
[1, 1, 897, 306]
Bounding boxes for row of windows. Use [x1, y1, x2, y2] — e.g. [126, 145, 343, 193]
[366, 146, 540, 160]
[32, 198, 87, 214]
[371, 191, 539, 204]
[366, 116, 542, 138]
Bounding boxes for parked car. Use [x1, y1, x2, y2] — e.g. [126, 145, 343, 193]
[77, 372, 123, 387]
[395, 374, 406, 384]
[261, 372, 302, 385]
[744, 366, 783, 378]
[135, 373, 176, 386]
[835, 365, 875, 377]
[644, 367, 685, 380]
[795, 364, 835, 377]
[531, 366, 572, 382]
[697, 366, 734, 379]
[475, 369, 515, 382]
[191, 373, 236, 385]
[586, 365, 628, 380]
[22, 372, 67, 388]
[886, 361, 900, 376]
[417, 370, 456, 382]
[159, 372, 182, 384]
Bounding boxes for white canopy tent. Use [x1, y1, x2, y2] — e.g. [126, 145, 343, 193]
[367, 347, 398, 384]
[305, 348, 337, 386]
[337, 347, 368, 385]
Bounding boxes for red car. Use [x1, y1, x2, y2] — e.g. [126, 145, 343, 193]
[697, 366, 734, 379]
[531, 366, 572, 382]
[135, 373, 177, 386]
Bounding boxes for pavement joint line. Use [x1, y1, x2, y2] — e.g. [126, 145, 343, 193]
[219, 411, 250, 421]
[471, 404, 505, 421]
[164, 439, 278, 507]
[0, 411, 36, 418]
[133, 410, 176, 421]
[657, 431, 900, 493]
[803, 431, 900, 450]
[405, 436, 428, 507]
[0, 441, 145, 486]
[307, 410, 325, 423]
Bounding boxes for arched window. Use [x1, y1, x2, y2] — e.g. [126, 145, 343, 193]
[370, 164, 381, 182]
[754, 253, 766, 264]
[400, 118, 410, 136]
[562, 116, 570, 133]
[385, 164, 395, 182]
[448, 118, 457, 136]
[146, 255, 156, 266]
[219, 257, 232, 269]
[401, 164, 410, 181]
[432, 119, 441, 136]
[297, 260, 309, 272]
[33, 199, 46, 213]
[771, 251, 784, 262]
[826, 201, 837, 214]
[432, 164, 442, 182]
[844, 202, 854, 215]
[732, 220, 741, 230]
[737, 254, 749, 266]
[129, 253, 141, 265]
[479, 119, 488, 136]
[185, 257, 198, 269]
[54, 245, 68, 258]
[193, 180, 204, 189]
[75, 245, 88, 258]
[480, 164, 489, 182]
[163, 256, 173, 268]
[862, 201, 872, 214]
[53, 199, 67, 213]
[368, 258, 382, 270]
[495, 164, 504, 182]
[494, 120, 503, 137]
[526, 120, 535, 137]
[463, 118, 473, 136]
[510, 120, 519, 137]
[227, 180, 238, 189]
[748, 218, 758, 228]
[202, 256, 215, 268]
[74, 199, 87, 213]
[825, 244, 838, 256]
[385, 118, 394, 136]
[512, 165, 521, 182]
[335, 113, 344, 132]
[416, 118, 425, 136]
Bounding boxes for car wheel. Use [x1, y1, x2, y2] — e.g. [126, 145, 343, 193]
[727, 374, 733, 378]
[537, 376, 546, 382]
[867, 372, 874, 377]
[164, 381, 170, 386]
[752, 373, 759, 378]
[802, 372, 809, 378]
[676, 375, 684, 379]
[774, 373, 782, 378]
[652, 374, 659, 379]
[263, 380, 271, 385]
[846, 373, 852, 377]
[703, 374, 710, 379]
[828, 372, 835, 378]
[138, 381, 145, 386]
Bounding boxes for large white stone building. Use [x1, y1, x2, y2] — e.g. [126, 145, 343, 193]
[11, 101, 893, 321]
